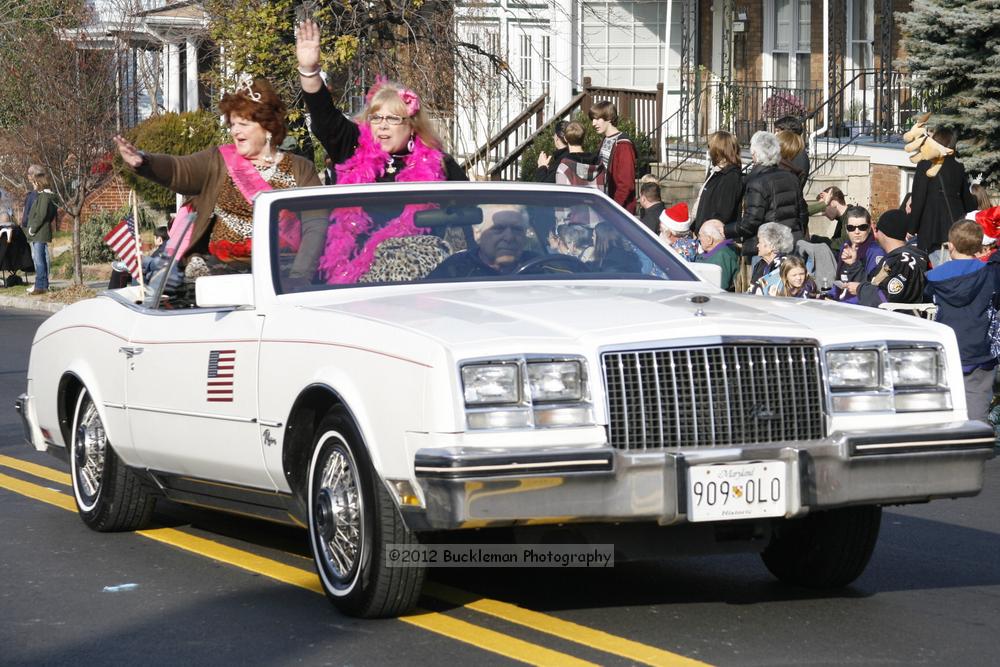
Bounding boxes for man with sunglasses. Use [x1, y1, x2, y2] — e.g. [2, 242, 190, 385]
[843, 208, 929, 307]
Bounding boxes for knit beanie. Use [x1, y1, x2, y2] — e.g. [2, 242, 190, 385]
[876, 209, 909, 241]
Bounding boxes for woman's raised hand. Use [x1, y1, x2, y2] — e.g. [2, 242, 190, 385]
[113, 135, 144, 169]
[295, 19, 321, 71]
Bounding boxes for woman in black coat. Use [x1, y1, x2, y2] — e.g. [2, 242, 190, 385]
[724, 131, 807, 257]
[907, 128, 977, 258]
[692, 130, 743, 233]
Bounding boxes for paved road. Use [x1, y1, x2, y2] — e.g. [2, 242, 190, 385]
[2, 308, 998, 666]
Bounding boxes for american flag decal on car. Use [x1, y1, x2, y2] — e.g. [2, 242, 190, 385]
[206, 350, 236, 402]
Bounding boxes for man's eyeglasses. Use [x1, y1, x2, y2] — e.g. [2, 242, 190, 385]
[846, 223, 870, 232]
[368, 113, 405, 126]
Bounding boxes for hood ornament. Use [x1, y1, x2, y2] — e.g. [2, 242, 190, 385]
[689, 294, 709, 317]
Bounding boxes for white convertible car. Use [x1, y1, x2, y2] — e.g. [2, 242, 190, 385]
[17, 182, 996, 618]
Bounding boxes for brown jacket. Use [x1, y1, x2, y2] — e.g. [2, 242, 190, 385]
[135, 146, 323, 277]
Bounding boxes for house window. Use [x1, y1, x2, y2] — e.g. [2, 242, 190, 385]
[580, 1, 666, 89]
[519, 33, 532, 106]
[541, 34, 551, 94]
[768, 0, 811, 88]
[847, 0, 873, 73]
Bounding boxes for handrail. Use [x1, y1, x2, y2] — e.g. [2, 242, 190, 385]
[653, 104, 704, 180]
[486, 92, 588, 180]
[462, 94, 547, 173]
[804, 69, 875, 184]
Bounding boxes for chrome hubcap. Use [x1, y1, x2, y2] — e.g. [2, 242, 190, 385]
[315, 447, 361, 581]
[74, 401, 106, 500]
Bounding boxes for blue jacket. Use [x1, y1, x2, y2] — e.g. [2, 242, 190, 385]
[925, 255, 1000, 368]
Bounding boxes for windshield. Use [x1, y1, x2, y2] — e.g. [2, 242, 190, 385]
[269, 187, 697, 295]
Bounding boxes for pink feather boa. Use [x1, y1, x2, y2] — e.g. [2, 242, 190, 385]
[318, 124, 445, 284]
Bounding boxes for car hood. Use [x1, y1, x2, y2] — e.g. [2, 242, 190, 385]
[302, 282, 946, 352]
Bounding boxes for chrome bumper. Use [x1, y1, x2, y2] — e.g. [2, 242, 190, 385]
[14, 393, 36, 448]
[406, 420, 996, 531]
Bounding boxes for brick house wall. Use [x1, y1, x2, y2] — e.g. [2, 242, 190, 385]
[82, 175, 130, 227]
[695, 0, 912, 91]
[870, 163, 901, 220]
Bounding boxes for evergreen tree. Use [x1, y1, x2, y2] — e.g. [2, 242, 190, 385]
[900, 0, 1000, 185]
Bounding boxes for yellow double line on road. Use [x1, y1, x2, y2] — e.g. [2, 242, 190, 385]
[0, 454, 709, 666]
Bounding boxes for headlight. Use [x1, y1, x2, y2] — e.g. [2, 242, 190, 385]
[827, 350, 881, 390]
[889, 348, 941, 387]
[461, 364, 520, 405]
[527, 361, 584, 402]
[460, 357, 593, 429]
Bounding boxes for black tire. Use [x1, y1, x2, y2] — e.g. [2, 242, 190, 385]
[307, 409, 425, 618]
[761, 505, 882, 589]
[70, 390, 155, 531]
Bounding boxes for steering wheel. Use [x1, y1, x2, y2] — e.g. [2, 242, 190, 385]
[514, 254, 590, 275]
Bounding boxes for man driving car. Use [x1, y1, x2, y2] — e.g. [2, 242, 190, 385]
[429, 205, 538, 278]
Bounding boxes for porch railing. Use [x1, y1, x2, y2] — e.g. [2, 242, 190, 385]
[462, 94, 547, 179]
[805, 68, 941, 179]
[655, 69, 933, 182]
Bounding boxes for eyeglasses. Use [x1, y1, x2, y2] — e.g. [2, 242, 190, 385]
[368, 113, 406, 126]
[846, 223, 870, 232]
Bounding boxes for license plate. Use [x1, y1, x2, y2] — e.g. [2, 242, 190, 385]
[686, 461, 787, 522]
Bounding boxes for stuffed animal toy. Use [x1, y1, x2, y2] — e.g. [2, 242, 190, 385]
[903, 112, 954, 178]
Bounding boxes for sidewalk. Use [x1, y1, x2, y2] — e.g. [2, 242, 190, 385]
[0, 278, 109, 314]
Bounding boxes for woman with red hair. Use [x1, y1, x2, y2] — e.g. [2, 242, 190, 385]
[114, 78, 323, 280]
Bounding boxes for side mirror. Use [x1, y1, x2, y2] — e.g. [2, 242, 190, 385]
[195, 274, 254, 308]
[687, 261, 722, 287]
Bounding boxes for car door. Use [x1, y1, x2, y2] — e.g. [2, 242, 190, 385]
[124, 306, 272, 490]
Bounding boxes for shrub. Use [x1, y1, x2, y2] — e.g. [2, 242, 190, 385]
[80, 210, 121, 264]
[79, 207, 153, 265]
[115, 110, 225, 211]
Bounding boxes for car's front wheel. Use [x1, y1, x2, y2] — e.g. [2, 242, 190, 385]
[307, 410, 425, 618]
[70, 390, 155, 531]
[761, 505, 882, 588]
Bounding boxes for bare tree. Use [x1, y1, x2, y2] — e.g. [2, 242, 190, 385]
[0, 1, 144, 285]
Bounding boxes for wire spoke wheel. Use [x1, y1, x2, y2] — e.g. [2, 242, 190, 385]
[69, 389, 155, 532]
[314, 444, 363, 582]
[307, 409, 425, 618]
[73, 400, 107, 506]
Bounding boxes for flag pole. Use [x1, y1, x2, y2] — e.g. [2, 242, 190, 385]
[132, 190, 145, 300]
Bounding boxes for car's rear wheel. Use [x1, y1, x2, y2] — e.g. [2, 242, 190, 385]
[307, 409, 425, 618]
[761, 505, 882, 588]
[70, 390, 155, 531]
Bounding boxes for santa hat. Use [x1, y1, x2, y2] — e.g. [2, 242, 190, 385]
[659, 202, 691, 233]
[975, 206, 1000, 245]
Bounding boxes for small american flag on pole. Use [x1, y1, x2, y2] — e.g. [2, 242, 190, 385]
[206, 350, 236, 402]
[103, 215, 141, 281]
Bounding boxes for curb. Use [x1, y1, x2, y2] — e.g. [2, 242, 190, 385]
[0, 295, 67, 313]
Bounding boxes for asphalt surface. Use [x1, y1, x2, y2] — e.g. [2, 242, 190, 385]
[2, 307, 999, 666]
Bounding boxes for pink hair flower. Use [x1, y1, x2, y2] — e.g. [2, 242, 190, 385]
[399, 88, 420, 116]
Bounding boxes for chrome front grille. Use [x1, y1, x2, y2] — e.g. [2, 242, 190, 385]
[601, 343, 825, 449]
